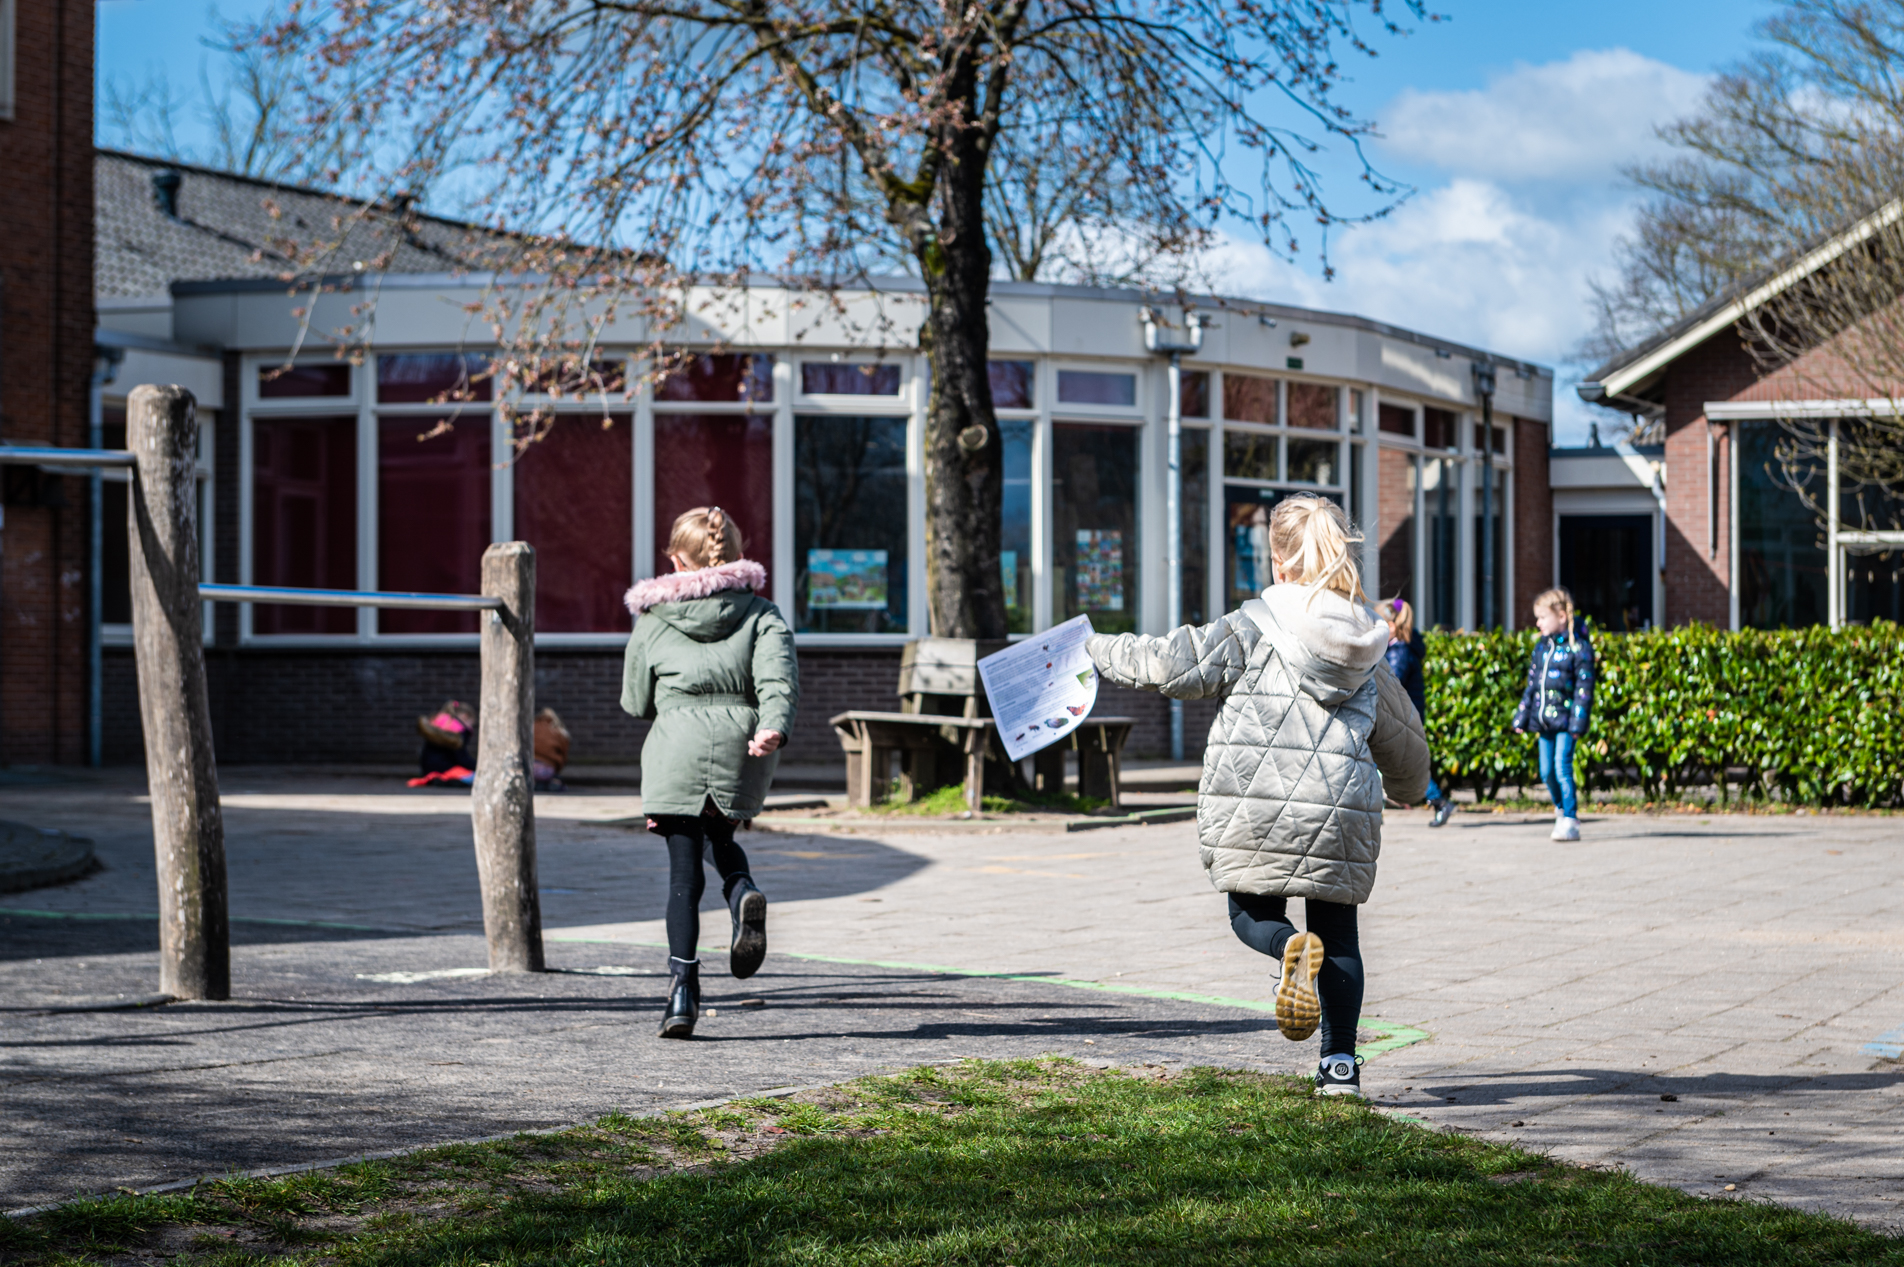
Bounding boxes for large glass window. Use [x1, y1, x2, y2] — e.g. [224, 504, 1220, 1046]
[1472, 464, 1507, 629]
[990, 361, 1035, 409]
[1423, 455, 1458, 628]
[1181, 428, 1209, 626]
[378, 418, 491, 633]
[1423, 407, 1458, 451]
[1053, 423, 1138, 633]
[1001, 419, 1033, 634]
[801, 362, 901, 396]
[1738, 419, 1826, 628]
[1226, 487, 1283, 609]
[1377, 447, 1415, 606]
[1223, 373, 1277, 424]
[656, 353, 774, 404]
[254, 416, 358, 634]
[793, 414, 909, 634]
[1286, 383, 1337, 431]
[1224, 429, 1277, 481]
[653, 412, 774, 577]
[1377, 402, 1415, 437]
[378, 353, 492, 403]
[1286, 438, 1338, 486]
[1180, 370, 1210, 419]
[513, 416, 633, 633]
[260, 363, 351, 399]
[1559, 513, 1653, 631]
[1057, 370, 1136, 408]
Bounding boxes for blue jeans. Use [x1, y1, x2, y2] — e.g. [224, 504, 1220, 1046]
[1538, 731, 1578, 818]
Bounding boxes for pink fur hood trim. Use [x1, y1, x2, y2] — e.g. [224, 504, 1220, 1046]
[623, 559, 768, 616]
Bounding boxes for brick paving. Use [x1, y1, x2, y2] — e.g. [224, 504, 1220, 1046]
[3, 768, 1900, 1229]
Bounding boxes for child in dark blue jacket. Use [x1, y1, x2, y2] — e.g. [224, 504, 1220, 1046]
[1382, 599, 1454, 826]
[1512, 587, 1596, 841]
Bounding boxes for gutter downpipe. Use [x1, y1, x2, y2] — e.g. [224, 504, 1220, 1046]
[88, 346, 125, 767]
[1140, 306, 1206, 763]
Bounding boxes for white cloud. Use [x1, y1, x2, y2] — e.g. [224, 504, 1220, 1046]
[1376, 48, 1709, 182]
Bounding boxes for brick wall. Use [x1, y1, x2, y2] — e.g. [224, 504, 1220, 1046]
[1512, 416, 1552, 627]
[1659, 332, 1755, 626]
[0, 0, 95, 764]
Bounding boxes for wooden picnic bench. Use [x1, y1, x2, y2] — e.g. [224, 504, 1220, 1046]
[830, 636, 1140, 812]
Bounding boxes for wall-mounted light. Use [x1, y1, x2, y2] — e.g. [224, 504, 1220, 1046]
[1434, 348, 1453, 359]
[1258, 314, 1278, 329]
[1289, 331, 1310, 348]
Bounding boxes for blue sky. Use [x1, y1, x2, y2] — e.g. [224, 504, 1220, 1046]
[97, 0, 1776, 440]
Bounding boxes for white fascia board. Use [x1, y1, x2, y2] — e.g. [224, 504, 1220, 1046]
[1602, 197, 1904, 398]
[1706, 397, 1904, 420]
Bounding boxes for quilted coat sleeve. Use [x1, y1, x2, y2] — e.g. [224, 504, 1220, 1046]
[749, 601, 800, 739]
[1086, 612, 1256, 701]
[1369, 663, 1431, 805]
[1568, 632, 1596, 737]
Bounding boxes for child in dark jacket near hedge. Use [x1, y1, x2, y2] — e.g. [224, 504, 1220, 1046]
[1382, 599, 1454, 827]
[1513, 587, 1596, 842]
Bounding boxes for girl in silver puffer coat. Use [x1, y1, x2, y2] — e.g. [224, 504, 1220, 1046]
[1087, 495, 1428, 1099]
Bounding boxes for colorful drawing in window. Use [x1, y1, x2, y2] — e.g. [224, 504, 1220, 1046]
[1075, 530, 1124, 611]
[794, 413, 908, 633]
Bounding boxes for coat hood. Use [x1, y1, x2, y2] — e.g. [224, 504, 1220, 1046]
[1246, 583, 1390, 705]
[623, 559, 768, 642]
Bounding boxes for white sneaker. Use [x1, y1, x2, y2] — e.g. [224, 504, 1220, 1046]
[1550, 816, 1580, 841]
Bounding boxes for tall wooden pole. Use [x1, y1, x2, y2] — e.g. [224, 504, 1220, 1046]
[127, 384, 229, 1000]
[472, 541, 544, 972]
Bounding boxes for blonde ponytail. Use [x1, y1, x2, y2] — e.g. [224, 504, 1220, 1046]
[667, 505, 745, 569]
[1268, 494, 1367, 605]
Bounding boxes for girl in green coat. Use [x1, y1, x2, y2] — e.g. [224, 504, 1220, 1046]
[622, 507, 799, 1037]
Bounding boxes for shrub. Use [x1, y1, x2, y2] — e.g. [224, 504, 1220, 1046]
[1422, 622, 1904, 808]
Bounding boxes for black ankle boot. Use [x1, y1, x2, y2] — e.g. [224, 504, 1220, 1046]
[659, 956, 700, 1038]
[726, 875, 768, 981]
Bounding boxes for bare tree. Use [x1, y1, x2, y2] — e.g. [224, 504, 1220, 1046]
[1584, 0, 1904, 520]
[274, 0, 1422, 638]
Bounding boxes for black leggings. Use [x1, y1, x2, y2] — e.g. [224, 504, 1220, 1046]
[649, 806, 752, 961]
[1227, 893, 1363, 1057]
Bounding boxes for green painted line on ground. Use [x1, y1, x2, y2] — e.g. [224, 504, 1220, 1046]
[0, 907, 387, 932]
[546, 931, 1432, 1060]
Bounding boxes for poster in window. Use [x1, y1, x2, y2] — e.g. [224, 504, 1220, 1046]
[1074, 530, 1124, 611]
[807, 549, 889, 609]
[1001, 550, 1018, 608]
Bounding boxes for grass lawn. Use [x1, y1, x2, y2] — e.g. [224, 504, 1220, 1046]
[5, 1059, 1897, 1266]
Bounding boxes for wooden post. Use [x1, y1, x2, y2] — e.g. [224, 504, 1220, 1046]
[127, 384, 229, 1001]
[472, 541, 544, 972]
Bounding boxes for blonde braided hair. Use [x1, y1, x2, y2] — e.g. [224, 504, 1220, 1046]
[667, 505, 745, 569]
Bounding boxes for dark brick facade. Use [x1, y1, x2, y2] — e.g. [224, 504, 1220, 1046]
[0, 0, 94, 764]
[1658, 332, 1756, 627]
[1513, 416, 1552, 622]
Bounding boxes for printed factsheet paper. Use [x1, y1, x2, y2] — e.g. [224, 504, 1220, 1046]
[978, 614, 1099, 761]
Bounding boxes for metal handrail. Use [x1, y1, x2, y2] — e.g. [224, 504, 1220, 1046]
[0, 445, 138, 470]
[198, 584, 502, 611]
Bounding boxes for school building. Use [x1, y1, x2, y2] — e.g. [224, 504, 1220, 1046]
[13, 151, 1561, 769]
[1576, 207, 1904, 632]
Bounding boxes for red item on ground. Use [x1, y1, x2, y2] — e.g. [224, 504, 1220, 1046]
[407, 766, 474, 787]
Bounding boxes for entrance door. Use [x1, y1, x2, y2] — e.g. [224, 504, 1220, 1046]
[1558, 514, 1653, 631]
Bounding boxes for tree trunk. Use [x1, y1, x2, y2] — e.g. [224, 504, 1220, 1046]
[918, 119, 1008, 640]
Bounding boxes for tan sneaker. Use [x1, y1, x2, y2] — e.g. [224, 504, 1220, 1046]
[1276, 932, 1325, 1041]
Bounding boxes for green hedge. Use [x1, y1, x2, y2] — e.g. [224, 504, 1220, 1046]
[1422, 622, 1904, 807]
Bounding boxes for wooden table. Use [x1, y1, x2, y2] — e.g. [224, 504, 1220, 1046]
[1029, 717, 1138, 808]
[830, 711, 997, 811]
